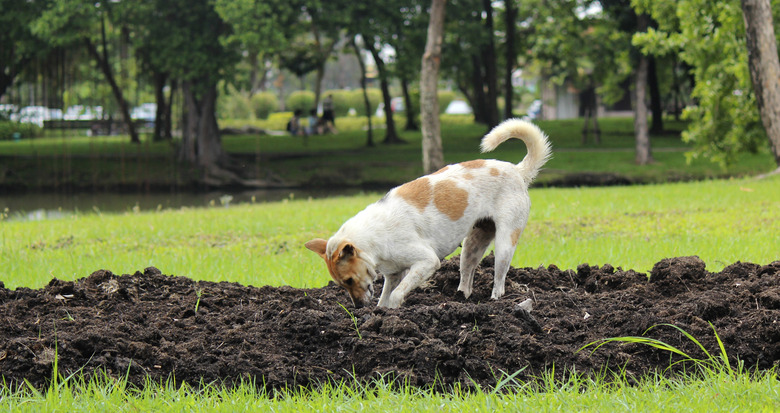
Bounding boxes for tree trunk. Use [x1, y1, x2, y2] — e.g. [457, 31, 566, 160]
[164, 79, 177, 140]
[153, 72, 168, 142]
[420, 0, 447, 174]
[85, 15, 138, 144]
[470, 54, 488, 125]
[503, 0, 518, 120]
[401, 77, 419, 131]
[179, 80, 224, 168]
[364, 39, 403, 144]
[648, 56, 664, 133]
[634, 52, 652, 163]
[741, 0, 780, 169]
[350, 37, 374, 147]
[481, 0, 500, 128]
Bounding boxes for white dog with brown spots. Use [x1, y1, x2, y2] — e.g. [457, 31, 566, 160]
[306, 118, 552, 308]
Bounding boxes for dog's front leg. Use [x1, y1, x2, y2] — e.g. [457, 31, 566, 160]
[383, 257, 440, 308]
[377, 270, 406, 307]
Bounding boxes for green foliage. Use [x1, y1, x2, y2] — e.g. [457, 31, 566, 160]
[325, 89, 382, 117]
[0, 121, 41, 140]
[250, 92, 279, 119]
[217, 85, 253, 120]
[632, 0, 780, 166]
[285, 90, 315, 114]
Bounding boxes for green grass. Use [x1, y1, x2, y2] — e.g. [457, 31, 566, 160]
[2, 175, 778, 290]
[1, 176, 780, 408]
[1, 357, 778, 411]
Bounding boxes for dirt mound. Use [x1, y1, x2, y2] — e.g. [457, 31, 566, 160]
[2, 256, 780, 391]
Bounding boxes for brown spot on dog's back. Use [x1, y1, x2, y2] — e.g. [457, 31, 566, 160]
[396, 177, 432, 212]
[460, 160, 486, 169]
[433, 180, 468, 221]
[490, 168, 500, 176]
[432, 166, 449, 175]
[464, 172, 474, 180]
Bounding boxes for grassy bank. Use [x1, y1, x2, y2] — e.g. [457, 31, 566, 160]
[2, 176, 778, 289]
[0, 116, 775, 191]
[1, 176, 779, 409]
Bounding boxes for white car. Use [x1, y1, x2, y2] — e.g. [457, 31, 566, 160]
[64, 105, 103, 121]
[15, 106, 63, 127]
[131, 103, 156, 122]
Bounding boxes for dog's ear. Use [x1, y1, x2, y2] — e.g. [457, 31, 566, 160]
[338, 243, 356, 260]
[304, 238, 328, 259]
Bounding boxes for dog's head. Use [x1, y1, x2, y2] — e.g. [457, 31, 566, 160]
[305, 238, 376, 308]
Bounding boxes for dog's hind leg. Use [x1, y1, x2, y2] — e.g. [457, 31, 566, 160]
[458, 219, 496, 298]
[491, 225, 523, 300]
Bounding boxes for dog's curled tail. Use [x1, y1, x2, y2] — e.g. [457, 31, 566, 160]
[480, 118, 552, 183]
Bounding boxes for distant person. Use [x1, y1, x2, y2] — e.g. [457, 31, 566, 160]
[322, 94, 337, 133]
[287, 109, 303, 136]
[306, 108, 320, 136]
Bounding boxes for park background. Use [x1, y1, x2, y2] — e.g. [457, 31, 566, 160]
[1, 0, 780, 410]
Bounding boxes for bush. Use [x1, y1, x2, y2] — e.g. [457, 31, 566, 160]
[285, 91, 315, 114]
[0, 121, 40, 140]
[218, 90, 252, 120]
[251, 92, 279, 120]
[323, 89, 382, 117]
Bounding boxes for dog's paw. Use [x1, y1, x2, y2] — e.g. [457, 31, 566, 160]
[454, 289, 468, 302]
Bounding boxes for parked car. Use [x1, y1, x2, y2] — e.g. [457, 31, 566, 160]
[0, 104, 18, 120]
[131, 103, 156, 122]
[15, 106, 63, 127]
[64, 105, 103, 121]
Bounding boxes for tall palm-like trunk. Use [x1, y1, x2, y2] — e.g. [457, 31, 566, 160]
[741, 0, 780, 171]
[421, 0, 447, 174]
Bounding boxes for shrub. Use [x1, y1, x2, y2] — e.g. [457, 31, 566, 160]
[0, 121, 40, 140]
[285, 91, 315, 114]
[251, 92, 279, 119]
[217, 90, 252, 120]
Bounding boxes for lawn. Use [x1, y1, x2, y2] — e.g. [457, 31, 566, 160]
[1, 115, 779, 409]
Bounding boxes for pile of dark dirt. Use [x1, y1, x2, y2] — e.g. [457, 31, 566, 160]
[1, 256, 779, 392]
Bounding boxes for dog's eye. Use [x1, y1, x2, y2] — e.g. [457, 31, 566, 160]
[344, 278, 354, 286]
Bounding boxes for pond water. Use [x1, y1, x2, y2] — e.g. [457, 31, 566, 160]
[0, 188, 375, 221]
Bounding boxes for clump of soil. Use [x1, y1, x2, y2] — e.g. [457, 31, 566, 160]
[1, 256, 779, 392]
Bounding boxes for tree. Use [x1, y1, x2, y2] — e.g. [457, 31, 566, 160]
[741, 0, 780, 172]
[32, 0, 139, 143]
[633, 0, 780, 168]
[634, 13, 653, 165]
[443, 0, 501, 128]
[502, 0, 518, 120]
[0, 0, 50, 102]
[421, 0, 447, 174]
[350, 36, 375, 147]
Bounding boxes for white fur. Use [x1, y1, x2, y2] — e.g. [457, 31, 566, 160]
[321, 119, 551, 308]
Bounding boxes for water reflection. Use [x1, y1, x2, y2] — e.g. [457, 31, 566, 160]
[0, 188, 372, 221]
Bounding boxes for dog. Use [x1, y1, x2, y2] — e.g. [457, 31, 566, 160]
[305, 118, 552, 308]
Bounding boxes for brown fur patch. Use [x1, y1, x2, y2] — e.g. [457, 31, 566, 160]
[511, 228, 524, 245]
[490, 168, 500, 176]
[433, 180, 469, 221]
[460, 159, 486, 169]
[464, 172, 474, 180]
[396, 177, 432, 212]
[431, 166, 449, 175]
